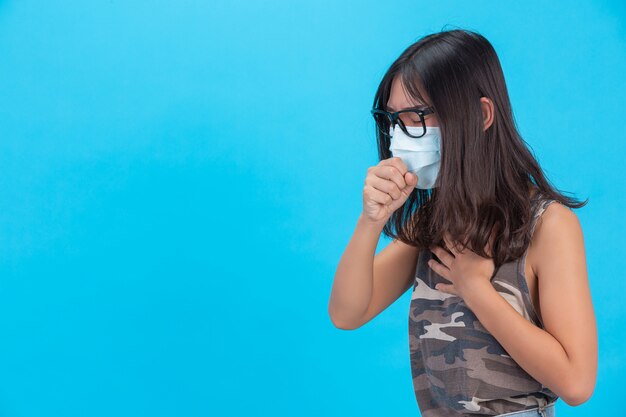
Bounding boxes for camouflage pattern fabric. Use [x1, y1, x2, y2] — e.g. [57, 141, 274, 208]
[408, 196, 559, 416]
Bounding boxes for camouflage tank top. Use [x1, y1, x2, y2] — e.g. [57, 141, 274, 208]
[408, 195, 560, 416]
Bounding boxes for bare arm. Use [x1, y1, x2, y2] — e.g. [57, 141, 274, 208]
[462, 202, 598, 406]
[329, 157, 419, 330]
[328, 213, 419, 330]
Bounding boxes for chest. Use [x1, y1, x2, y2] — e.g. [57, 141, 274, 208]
[416, 242, 544, 328]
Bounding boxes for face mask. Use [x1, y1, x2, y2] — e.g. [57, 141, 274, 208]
[388, 124, 441, 189]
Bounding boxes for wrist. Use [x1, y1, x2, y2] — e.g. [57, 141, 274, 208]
[357, 212, 387, 231]
[462, 279, 497, 310]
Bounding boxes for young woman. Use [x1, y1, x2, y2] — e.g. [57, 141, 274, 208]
[328, 29, 597, 417]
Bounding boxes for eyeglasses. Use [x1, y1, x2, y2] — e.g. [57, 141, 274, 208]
[370, 106, 436, 138]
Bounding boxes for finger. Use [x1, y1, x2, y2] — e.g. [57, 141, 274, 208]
[435, 283, 458, 296]
[443, 233, 464, 255]
[403, 171, 418, 188]
[442, 233, 457, 255]
[380, 157, 409, 178]
[427, 258, 450, 280]
[484, 228, 498, 257]
[430, 246, 454, 268]
[380, 157, 415, 189]
[366, 175, 403, 200]
[375, 162, 406, 190]
[363, 185, 393, 206]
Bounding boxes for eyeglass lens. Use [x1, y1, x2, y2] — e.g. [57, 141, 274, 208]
[373, 110, 426, 138]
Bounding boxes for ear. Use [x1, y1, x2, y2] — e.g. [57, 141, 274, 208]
[480, 97, 494, 131]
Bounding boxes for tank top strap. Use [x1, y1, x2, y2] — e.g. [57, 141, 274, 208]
[529, 194, 557, 236]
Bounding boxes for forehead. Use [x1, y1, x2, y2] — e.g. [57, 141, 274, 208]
[386, 75, 429, 110]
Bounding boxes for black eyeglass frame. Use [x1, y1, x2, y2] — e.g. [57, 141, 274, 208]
[370, 106, 436, 138]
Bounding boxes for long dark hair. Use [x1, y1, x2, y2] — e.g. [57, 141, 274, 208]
[372, 28, 588, 268]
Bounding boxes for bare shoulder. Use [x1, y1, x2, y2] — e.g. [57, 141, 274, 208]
[532, 200, 584, 277]
[534, 201, 583, 252]
[531, 200, 597, 401]
[539, 200, 580, 227]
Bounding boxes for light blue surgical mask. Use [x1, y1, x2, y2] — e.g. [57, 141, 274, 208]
[388, 124, 441, 189]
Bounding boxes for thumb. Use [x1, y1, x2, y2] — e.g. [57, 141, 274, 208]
[405, 172, 418, 186]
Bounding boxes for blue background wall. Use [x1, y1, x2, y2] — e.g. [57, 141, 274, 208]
[0, 1, 624, 415]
